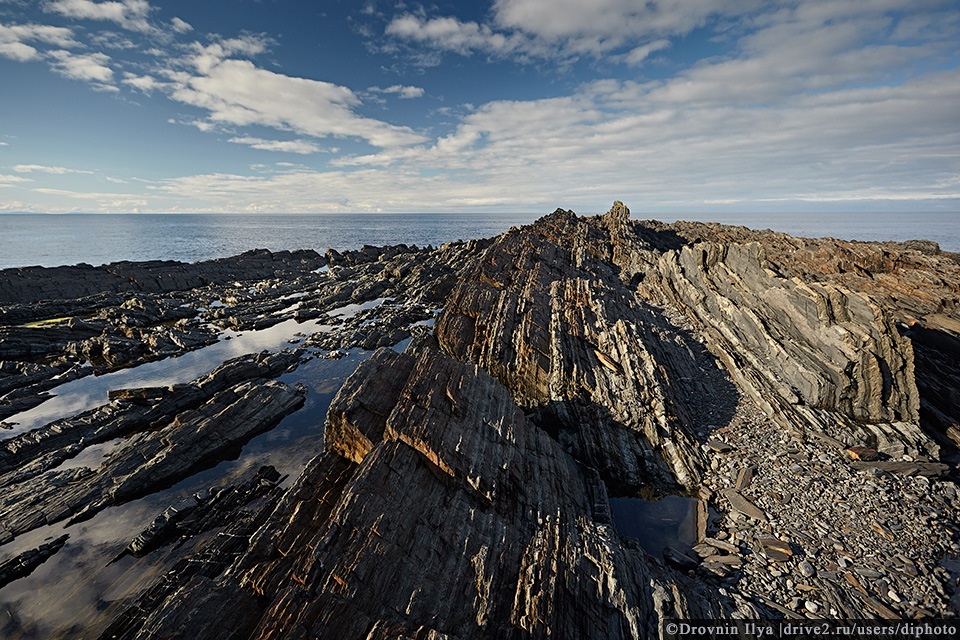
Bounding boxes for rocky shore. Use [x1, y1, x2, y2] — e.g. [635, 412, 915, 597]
[0, 204, 958, 638]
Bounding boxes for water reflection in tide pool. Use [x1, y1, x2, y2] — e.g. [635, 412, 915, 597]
[0, 348, 375, 640]
[1, 293, 401, 438]
[610, 495, 698, 557]
[1, 317, 334, 438]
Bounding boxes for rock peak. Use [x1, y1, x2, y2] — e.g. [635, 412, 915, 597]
[605, 200, 630, 221]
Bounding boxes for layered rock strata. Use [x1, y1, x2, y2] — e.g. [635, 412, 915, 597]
[0, 204, 958, 637]
[101, 339, 754, 640]
[643, 241, 927, 458]
[0, 350, 303, 492]
[640, 219, 960, 455]
[435, 209, 718, 492]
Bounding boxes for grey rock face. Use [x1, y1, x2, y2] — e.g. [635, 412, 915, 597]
[644, 240, 931, 458]
[435, 209, 716, 492]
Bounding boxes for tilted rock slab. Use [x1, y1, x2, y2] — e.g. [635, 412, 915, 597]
[108, 342, 754, 640]
[636, 217, 960, 455]
[435, 209, 714, 492]
[0, 350, 303, 489]
[643, 239, 934, 458]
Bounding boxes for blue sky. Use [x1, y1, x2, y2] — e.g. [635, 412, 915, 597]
[0, 0, 958, 213]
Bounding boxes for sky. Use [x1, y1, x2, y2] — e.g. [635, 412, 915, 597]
[0, 0, 958, 214]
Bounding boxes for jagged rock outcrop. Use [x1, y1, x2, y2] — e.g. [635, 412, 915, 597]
[101, 339, 753, 640]
[643, 240, 929, 457]
[432, 205, 938, 472]
[436, 209, 726, 491]
[638, 217, 960, 454]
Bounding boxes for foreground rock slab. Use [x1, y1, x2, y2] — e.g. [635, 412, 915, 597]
[102, 340, 760, 639]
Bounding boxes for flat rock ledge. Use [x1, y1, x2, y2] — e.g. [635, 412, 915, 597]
[1, 203, 958, 638]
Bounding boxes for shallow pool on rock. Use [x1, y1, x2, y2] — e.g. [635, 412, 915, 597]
[610, 495, 698, 556]
[0, 349, 375, 640]
[0, 316, 333, 437]
[0, 299, 404, 639]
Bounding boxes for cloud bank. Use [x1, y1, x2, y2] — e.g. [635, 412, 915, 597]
[0, 0, 956, 212]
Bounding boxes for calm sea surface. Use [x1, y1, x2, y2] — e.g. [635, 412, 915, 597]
[0, 211, 958, 270]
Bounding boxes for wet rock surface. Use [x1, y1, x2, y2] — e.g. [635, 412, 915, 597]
[0, 350, 304, 493]
[0, 240, 477, 426]
[0, 534, 69, 591]
[119, 465, 286, 560]
[1, 204, 958, 638]
[102, 341, 749, 640]
[0, 371, 304, 542]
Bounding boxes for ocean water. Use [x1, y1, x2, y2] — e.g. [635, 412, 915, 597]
[0, 211, 958, 270]
[0, 212, 540, 270]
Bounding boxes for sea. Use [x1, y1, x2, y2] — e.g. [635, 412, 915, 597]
[1, 210, 958, 270]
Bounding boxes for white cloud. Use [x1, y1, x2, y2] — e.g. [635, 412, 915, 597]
[89, 31, 136, 49]
[385, 14, 535, 58]
[0, 23, 79, 61]
[187, 36, 271, 74]
[154, 167, 539, 212]
[639, 3, 947, 108]
[386, 0, 955, 70]
[0, 174, 32, 186]
[170, 17, 192, 33]
[153, 70, 960, 212]
[0, 41, 37, 60]
[13, 164, 95, 174]
[386, 0, 759, 61]
[329, 59, 960, 210]
[45, 0, 154, 33]
[169, 57, 427, 147]
[1, 0, 956, 213]
[122, 72, 164, 93]
[167, 118, 217, 132]
[47, 49, 114, 83]
[369, 84, 425, 99]
[619, 39, 671, 66]
[491, 0, 754, 46]
[228, 136, 324, 155]
[32, 187, 150, 211]
[383, 84, 424, 99]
